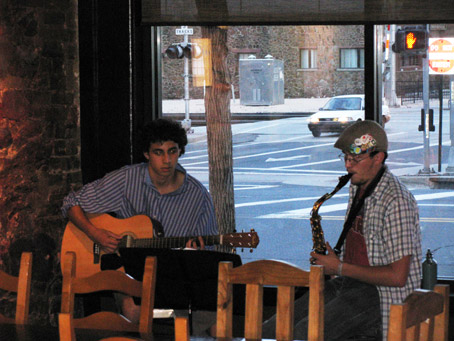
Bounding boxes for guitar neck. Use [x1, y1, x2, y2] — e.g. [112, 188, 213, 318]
[120, 235, 222, 249]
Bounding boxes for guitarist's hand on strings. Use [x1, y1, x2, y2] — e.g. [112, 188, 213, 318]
[310, 242, 342, 276]
[90, 227, 122, 253]
[67, 206, 122, 254]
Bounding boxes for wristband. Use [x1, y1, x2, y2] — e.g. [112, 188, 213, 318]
[337, 261, 343, 276]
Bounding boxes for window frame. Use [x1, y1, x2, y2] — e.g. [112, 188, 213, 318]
[299, 48, 318, 69]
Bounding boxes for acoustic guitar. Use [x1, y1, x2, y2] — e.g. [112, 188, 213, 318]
[60, 214, 259, 278]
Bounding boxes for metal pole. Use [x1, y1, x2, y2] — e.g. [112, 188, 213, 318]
[438, 75, 443, 172]
[446, 78, 454, 173]
[182, 32, 192, 132]
[421, 25, 432, 174]
[388, 25, 398, 107]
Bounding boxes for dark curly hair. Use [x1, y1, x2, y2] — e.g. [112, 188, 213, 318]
[140, 118, 188, 156]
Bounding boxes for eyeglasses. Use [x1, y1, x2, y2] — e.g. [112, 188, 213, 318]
[338, 153, 370, 165]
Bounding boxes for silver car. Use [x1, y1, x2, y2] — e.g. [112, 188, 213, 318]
[307, 95, 390, 137]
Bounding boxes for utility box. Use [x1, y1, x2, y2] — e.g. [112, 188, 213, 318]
[239, 55, 284, 106]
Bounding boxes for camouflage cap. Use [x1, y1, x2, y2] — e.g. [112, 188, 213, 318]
[334, 120, 388, 154]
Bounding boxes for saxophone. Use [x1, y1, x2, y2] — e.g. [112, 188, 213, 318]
[310, 173, 352, 258]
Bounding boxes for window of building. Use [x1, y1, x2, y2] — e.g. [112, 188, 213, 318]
[159, 25, 454, 279]
[340, 48, 364, 69]
[300, 49, 317, 69]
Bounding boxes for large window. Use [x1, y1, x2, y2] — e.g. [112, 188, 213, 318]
[340, 48, 364, 69]
[160, 25, 454, 279]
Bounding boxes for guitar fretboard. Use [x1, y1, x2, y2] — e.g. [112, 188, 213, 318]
[119, 235, 222, 249]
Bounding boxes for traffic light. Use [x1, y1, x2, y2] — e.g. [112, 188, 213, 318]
[392, 27, 428, 55]
[165, 43, 202, 59]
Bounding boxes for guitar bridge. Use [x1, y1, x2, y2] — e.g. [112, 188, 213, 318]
[93, 243, 100, 264]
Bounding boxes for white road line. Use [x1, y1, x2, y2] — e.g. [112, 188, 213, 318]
[233, 122, 284, 134]
[266, 155, 311, 162]
[234, 185, 279, 191]
[254, 191, 454, 219]
[235, 194, 350, 208]
[181, 142, 334, 165]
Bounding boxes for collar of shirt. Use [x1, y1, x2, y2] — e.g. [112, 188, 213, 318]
[142, 162, 188, 195]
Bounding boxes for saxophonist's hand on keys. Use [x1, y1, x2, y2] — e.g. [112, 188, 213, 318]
[310, 242, 343, 276]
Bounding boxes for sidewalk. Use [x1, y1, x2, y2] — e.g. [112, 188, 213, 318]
[163, 97, 329, 114]
[167, 97, 328, 144]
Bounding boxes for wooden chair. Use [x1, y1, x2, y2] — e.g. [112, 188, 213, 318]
[60, 251, 156, 340]
[174, 316, 190, 341]
[59, 312, 150, 341]
[387, 284, 450, 341]
[0, 252, 33, 324]
[216, 259, 324, 341]
[60, 312, 190, 341]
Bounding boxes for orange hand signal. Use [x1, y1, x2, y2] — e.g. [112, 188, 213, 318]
[406, 32, 417, 49]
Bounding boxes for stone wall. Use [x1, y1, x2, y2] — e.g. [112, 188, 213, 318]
[0, 0, 80, 325]
[161, 25, 365, 101]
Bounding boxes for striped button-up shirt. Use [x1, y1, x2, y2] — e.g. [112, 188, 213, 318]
[62, 163, 218, 237]
[342, 165, 422, 339]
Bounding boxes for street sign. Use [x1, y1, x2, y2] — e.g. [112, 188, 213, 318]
[429, 38, 454, 75]
[176, 26, 193, 35]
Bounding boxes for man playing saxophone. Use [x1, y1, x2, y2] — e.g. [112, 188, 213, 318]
[263, 120, 422, 340]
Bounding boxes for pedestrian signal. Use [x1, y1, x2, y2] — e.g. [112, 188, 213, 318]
[392, 28, 428, 55]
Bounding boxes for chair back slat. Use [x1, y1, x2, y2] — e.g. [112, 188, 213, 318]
[434, 284, 450, 341]
[0, 252, 33, 324]
[244, 283, 263, 339]
[276, 285, 295, 340]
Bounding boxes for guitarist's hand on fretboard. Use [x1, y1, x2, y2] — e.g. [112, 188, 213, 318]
[185, 236, 205, 250]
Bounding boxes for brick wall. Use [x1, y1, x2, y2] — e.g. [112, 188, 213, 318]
[0, 0, 80, 325]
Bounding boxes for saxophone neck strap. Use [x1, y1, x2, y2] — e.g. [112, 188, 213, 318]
[333, 165, 386, 255]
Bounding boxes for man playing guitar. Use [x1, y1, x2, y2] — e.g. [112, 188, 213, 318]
[62, 118, 218, 323]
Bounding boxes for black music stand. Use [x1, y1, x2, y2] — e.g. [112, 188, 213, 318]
[113, 248, 244, 334]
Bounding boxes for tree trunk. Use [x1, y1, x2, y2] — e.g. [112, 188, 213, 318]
[201, 26, 235, 235]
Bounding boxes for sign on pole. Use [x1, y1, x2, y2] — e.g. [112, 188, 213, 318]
[429, 38, 454, 75]
[176, 26, 193, 35]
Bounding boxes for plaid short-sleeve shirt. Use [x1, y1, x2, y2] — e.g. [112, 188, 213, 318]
[343, 166, 422, 339]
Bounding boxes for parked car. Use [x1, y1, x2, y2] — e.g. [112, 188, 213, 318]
[307, 95, 391, 137]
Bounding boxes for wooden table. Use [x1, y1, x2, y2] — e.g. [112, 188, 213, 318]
[0, 323, 171, 341]
[0, 323, 280, 341]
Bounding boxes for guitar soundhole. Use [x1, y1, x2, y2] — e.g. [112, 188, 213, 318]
[122, 235, 134, 248]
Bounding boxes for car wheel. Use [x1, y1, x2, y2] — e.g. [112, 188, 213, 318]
[312, 130, 321, 137]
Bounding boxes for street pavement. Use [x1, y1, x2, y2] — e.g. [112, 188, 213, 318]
[164, 97, 454, 188]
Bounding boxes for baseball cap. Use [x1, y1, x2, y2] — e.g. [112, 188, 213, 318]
[334, 120, 388, 154]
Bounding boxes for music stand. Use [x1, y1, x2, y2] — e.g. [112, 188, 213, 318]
[114, 248, 244, 333]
